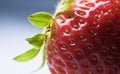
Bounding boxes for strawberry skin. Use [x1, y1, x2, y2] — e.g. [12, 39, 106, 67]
[46, 0, 120, 74]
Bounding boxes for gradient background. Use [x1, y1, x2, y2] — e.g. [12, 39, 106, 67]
[0, 0, 58, 74]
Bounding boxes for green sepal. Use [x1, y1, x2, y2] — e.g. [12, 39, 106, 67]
[55, 0, 72, 16]
[28, 12, 53, 28]
[26, 34, 44, 49]
[13, 48, 40, 62]
[33, 48, 46, 72]
[13, 33, 45, 62]
[38, 48, 46, 69]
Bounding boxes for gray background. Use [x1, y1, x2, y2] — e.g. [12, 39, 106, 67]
[0, 0, 58, 74]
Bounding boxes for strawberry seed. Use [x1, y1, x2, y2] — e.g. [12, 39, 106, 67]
[65, 29, 70, 34]
[79, 34, 86, 40]
[87, 70, 93, 74]
[97, 65, 104, 72]
[80, 19, 85, 24]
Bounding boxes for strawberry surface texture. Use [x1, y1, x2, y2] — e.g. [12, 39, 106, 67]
[46, 0, 120, 74]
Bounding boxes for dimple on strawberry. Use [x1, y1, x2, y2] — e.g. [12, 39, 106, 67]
[13, 0, 120, 74]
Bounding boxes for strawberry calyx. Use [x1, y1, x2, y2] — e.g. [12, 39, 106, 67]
[13, 12, 53, 70]
[13, 0, 72, 70]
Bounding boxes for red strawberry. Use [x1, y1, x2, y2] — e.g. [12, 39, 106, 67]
[13, 0, 120, 74]
[46, 0, 120, 74]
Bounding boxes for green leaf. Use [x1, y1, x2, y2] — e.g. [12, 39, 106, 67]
[13, 48, 39, 62]
[28, 12, 53, 28]
[26, 34, 44, 49]
[55, 0, 72, 15]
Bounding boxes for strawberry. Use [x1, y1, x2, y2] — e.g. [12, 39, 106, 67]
[13, 0, 120, 74]
[46, 0, 120, 74]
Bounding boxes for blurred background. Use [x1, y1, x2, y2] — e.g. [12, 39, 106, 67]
[0, 0, 58, 74]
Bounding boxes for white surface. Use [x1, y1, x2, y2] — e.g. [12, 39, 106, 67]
[0, 19, 50, 74]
